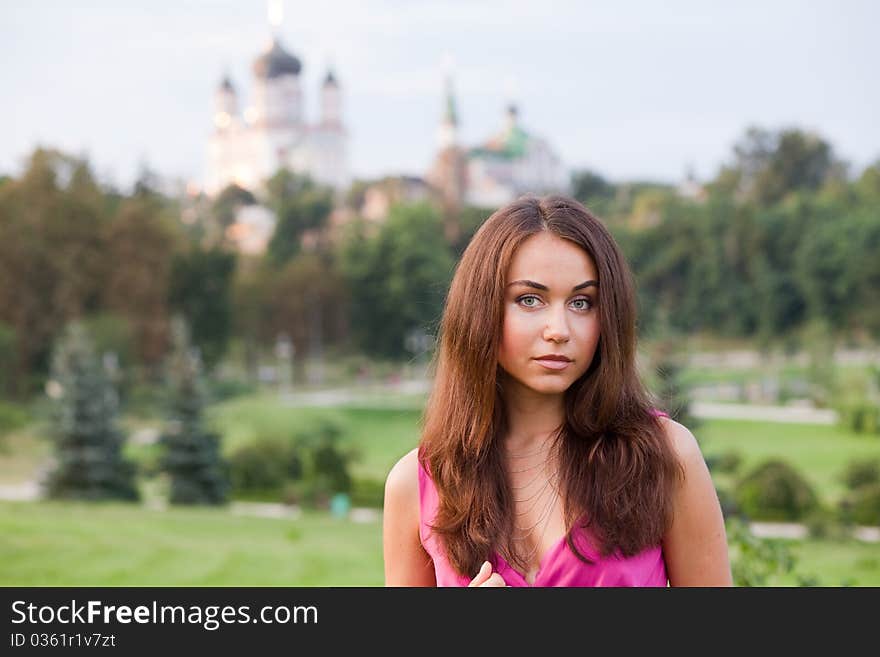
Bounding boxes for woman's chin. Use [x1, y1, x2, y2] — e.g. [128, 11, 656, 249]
[522, 377, 573, 396]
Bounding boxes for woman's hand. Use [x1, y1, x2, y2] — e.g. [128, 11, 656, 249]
[468, 561, 507, 587]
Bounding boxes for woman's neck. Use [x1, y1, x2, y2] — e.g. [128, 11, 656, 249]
[502, 379, 565, 452]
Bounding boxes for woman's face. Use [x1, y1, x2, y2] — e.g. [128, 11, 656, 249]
[497, 231, 601, 397]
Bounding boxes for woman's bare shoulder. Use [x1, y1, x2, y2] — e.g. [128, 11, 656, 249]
[384, 446, 421, 502]
[656, 417, 733, 585]
[656, 415, 703, 464]
[383, 446, 437, 586]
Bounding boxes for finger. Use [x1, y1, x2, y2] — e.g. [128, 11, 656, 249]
[467, 561, 492, 587]
[467, 561, 491, 587]
[480, 573, 507, 587]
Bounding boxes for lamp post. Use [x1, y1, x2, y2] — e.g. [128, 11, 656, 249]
[275, 332, 294, 396]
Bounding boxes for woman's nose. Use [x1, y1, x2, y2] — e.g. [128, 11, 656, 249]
[542, 306, 570, 343]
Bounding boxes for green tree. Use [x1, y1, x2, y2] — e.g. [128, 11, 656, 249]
[104, 196, 179, 373]
[714, 126, 841, 205]
[168, 247, 236, 369]
[159, 319, 229, 505]
[450, 205, 493, 256]
[266, 169, 333, 265]
[0, 149, 109, 395]
[571, 169, 616, 218]
[339, 202, 454, 358]
[212, 183, 256, 232]
[855, 159, 880, 202]
[794, 208, 880, 333]
[44, 322, 139, 501]
[230, 258, 276, 379]
[269, 252, 349, 384]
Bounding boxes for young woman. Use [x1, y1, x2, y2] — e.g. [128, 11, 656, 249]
[383, 195, 732, 587]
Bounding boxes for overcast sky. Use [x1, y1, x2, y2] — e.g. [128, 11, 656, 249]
[2, 0, 877, 191]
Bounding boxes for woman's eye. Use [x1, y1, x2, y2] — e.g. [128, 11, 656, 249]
[517, 295, 541, 308]
[570, 297, 593, 311]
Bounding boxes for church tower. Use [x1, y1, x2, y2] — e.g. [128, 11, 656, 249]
[214, 74, 238, 131]
[321, 69, 342, 127]
[205, 0, 351, 200]
[437, 76, 459, 149]
[251, 37, 303, 127]
[427, 76, 467, 243]
[310, 66, 349, 192]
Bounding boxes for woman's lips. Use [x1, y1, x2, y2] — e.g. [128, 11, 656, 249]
[534, 358, 572, 371]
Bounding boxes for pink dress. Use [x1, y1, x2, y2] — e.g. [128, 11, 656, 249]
[417, 455, 669, 587]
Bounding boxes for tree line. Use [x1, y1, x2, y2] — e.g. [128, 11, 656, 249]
[0, 126, 878, 399]
[575, 127, 880, 342]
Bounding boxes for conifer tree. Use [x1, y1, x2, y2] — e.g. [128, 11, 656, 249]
[45, 323, 139, 501]
[159, 318, 229, 505]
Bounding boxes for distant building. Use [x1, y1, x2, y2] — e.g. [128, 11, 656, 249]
[359, 176, 434, 223]
[205, 35, 349, 197]
[226, 204, 276, 255]
[677, 166, 707, 202]
[427, 77, 570, 210]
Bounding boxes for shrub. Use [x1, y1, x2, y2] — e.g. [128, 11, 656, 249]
[707, 450, 743, 475]
[839, 483, 880, 526]
[713, 484, 742, 520]
[834, 367, 880, 435]
[311, 437, 352, 494]
[804, 507, 849, 540]
[282, 475, 335, 510]
[228, 440, 293, 494]
[227, 419, 355, 508]
[734, 459, 819, 521]
[205, 378, 257, 404]
[836, 401, 880, 435]
[726, 517, 797, 587]
[350, 477, 385, 508]
[294, 420, 356, 496]
[840, 458, 880, 491]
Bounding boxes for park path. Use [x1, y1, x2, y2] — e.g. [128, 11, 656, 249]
[279, 379, 842, 425]
[691, 401, 837, 424]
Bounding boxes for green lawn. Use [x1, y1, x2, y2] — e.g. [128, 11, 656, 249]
[208, 393, 424, 481]
[0, 501, 383, 586]
[697, 419, 880, 504]
[777, 538, 880, 586]
[3, 395, 879, 587]
[1, 500, 877, 586]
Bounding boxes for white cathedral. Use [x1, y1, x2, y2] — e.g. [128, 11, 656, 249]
[427, 78, 570, 210]
[204, 34, 349, 197]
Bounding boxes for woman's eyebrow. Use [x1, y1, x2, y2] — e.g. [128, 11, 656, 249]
[507, 279, 599, 291]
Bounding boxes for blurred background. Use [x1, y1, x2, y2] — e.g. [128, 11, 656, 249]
[1, 0, 878, 586]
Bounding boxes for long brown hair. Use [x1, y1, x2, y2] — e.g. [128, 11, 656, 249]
[419, 195, 683, 577]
